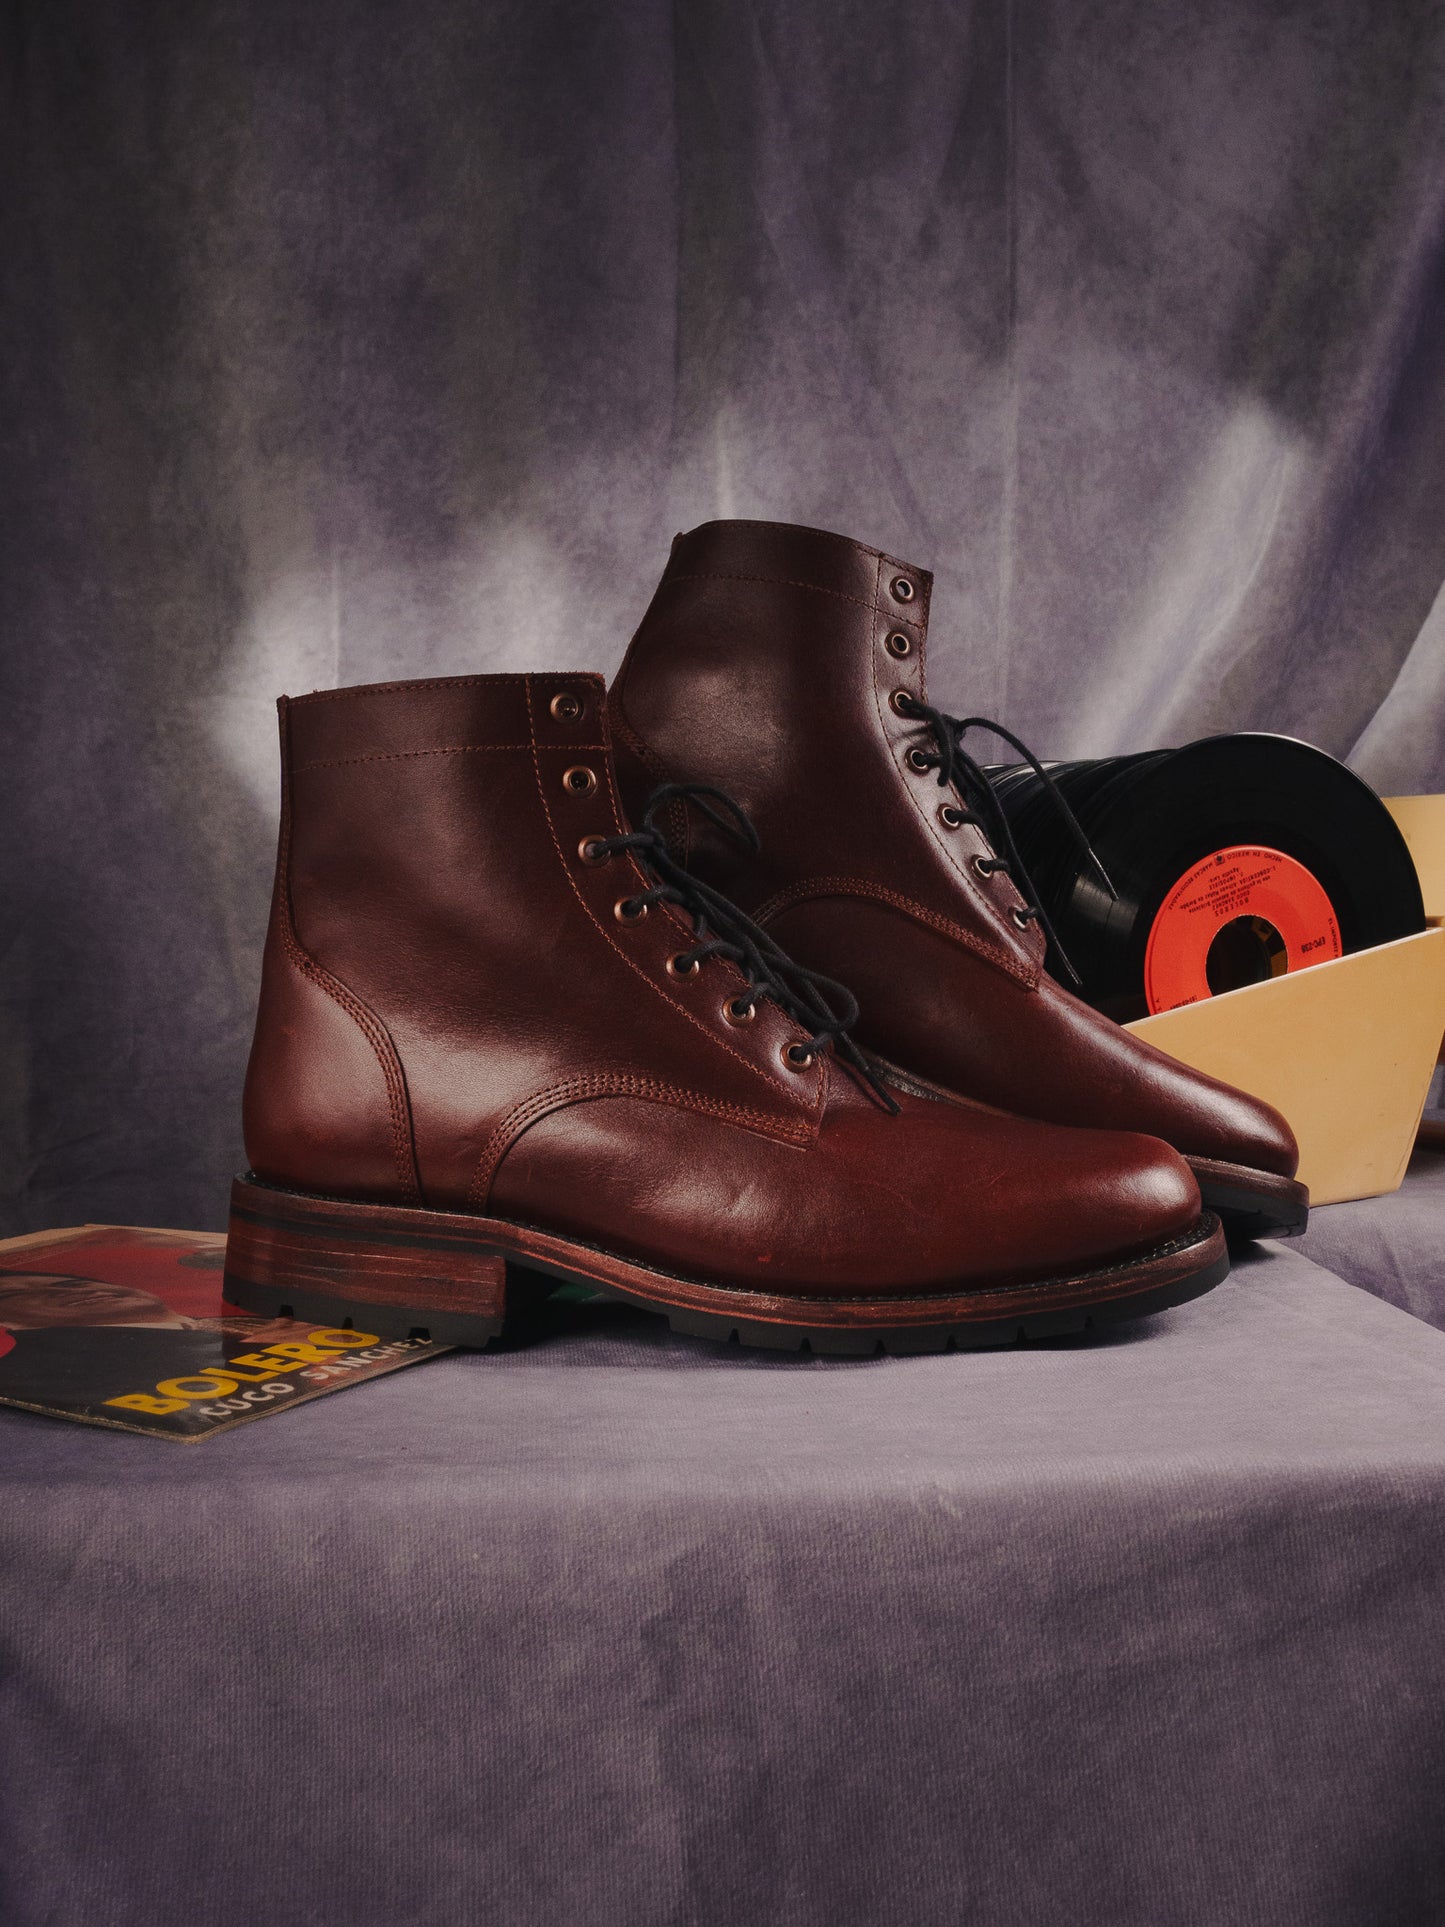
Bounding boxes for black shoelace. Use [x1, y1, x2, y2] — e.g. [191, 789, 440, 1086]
[892, 693, 1116, 990]
[589, 782, 900, 1113]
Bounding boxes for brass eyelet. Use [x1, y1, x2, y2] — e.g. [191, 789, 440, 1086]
[578, 836, 609, 865]
[666, 952, 700, 979]
[782, 1042, 816, 1071]
[891, 576, 915, 603]
[550, 691, 583, 723]
[890, 688, 914, 716]
[723, 995, 756, 1026]
[614, 896, 648, 924]
[971, 852, 995, 878]
[885, 631, 912, 658]
[563, 765, 597, 796]
[940, 804, 965, 830]
[1011, 906, 1033, 929]
[906, 747, 932, 773]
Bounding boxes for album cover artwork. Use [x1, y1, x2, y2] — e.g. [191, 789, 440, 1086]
[0, 1224, 451, 1441]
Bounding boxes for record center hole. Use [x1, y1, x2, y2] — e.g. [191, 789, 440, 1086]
[1205, 915, 1288, 995]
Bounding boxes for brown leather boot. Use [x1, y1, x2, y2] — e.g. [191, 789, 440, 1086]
[609, 520, 1308, 1242]
[224, 671, 1227, 1352]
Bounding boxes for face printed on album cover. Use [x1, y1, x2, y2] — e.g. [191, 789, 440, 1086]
[0, 1273, 199, 1331]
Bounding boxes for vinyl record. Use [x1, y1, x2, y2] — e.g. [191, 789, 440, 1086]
[987, 733, 1425, 1021]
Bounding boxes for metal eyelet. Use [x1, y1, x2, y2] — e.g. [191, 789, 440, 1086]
[940, 804, 965, 830]
[906, 747, 932, 773]
[578, 836, 609, 865]
[891, 576, 915, 603]
[666, 952, 700, 979]
[1011, 906, 1033, 929]
[550, 691, 583, 723]
[971, 852, 995, 878]
[782, 1042, 816, 1071]
[885, 631, 912, 658]
[890, 688, 914, 716]
[614, 896, 648, 924]
[563, 765, 597, 796]
[723, 996, 756, 1026]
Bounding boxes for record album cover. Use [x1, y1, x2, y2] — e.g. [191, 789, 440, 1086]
[0, 1224, 451, 1441]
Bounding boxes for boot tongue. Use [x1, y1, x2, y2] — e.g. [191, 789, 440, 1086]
[622, 781, 901, 1115]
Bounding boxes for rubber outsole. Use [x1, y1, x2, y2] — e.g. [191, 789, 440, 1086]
[223, 1175, 1230, 1356]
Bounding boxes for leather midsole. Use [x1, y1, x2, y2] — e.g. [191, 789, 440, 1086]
[226, 1175, 1226, 1331]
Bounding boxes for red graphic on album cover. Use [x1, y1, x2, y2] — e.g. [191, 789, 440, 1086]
[0, 1225, 450, 1441]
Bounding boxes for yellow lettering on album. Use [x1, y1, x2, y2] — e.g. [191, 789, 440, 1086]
[97, 1328, 387, 1420]
[257, 1337, 377, 1364]
[155, 1373, 241, 1399]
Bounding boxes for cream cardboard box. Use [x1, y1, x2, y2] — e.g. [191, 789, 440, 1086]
[1125, 928, 1445, 1207]
[1386, 793, 1445, 1149]
[1384, 794, 1445, 923]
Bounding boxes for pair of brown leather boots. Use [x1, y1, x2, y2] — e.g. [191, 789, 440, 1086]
[224, 520, 1305, 1354]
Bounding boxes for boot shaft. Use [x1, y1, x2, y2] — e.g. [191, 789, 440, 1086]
[243, 671, 826, 1212]
[611, 519, 1043, 980]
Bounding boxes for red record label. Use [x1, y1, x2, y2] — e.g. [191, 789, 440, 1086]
[1143, 844, 1342, 1014]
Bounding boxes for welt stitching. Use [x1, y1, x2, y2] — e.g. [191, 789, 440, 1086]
[471, 1074, 812, 1208]
[752, 876, 1036, 985]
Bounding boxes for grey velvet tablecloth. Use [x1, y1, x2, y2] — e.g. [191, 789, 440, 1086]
[1294, 1145, 1445, 1331]
[3, 1227, 1445, 1927]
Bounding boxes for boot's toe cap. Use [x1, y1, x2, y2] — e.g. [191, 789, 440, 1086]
[1038, 1127, 1204, 1270]
[1177, 1080, 1300, 1179]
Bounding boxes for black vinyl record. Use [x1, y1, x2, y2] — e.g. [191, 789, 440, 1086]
[987, 733, 1425, 1022]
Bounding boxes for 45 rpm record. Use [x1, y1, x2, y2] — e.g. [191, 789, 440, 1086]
[987, 733, 1425, 1021]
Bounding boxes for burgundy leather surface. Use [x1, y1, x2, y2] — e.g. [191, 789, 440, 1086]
[242, 671, 1205, 1295]
[611, 520, 1300, 1180]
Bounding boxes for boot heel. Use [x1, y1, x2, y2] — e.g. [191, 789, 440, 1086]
[223, 1175, 516, 1347]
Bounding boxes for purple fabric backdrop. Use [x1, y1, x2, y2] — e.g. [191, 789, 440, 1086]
[5, 18, 1445, 1916]
[3, 0, 1445, 1232]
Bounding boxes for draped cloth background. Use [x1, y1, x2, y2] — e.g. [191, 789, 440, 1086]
[6, 16, 1445, 1927]
[3, 0, 1445, 1229]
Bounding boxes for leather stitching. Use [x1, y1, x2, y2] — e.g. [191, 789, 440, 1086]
[666, 571, 923, 623]
[289, 675, 531, 705]
[277, 709, 423, 1203]
[277, 926, 424, 1204]
[294, 743, 583, 772]
[471, 1074, 812, 1208]
[751, 876, 1038, 986]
